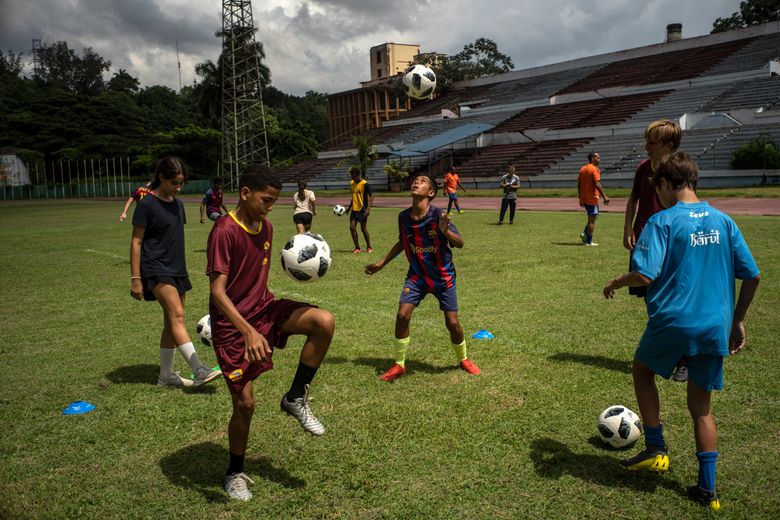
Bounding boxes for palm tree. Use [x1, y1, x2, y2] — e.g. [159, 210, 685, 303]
[339, 136, 377, 177]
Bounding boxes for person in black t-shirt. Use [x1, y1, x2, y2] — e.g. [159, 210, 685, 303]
[130, 156, 221, 388]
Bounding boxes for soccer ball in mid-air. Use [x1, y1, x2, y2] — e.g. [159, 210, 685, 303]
[333, 204, 346, 216]
[402, 64, 436, 100]
[195, 314, 212, 347]
[597, 405, 642, 449]
[281, 232, 332, 282]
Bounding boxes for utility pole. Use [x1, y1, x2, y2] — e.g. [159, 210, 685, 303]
[221, 0, 270, 189]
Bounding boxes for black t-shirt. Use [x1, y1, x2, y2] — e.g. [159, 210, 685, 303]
[132, 194, 188, 277]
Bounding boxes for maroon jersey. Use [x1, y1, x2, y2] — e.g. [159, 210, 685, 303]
[206, 212, 275, 347]
[630, 159, 665, 237]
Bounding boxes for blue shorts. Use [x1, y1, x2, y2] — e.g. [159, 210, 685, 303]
[635, 343, 724, 391]
[399, 280, 458, 312]
[448, 192, 458, 200]
[584, 204, 599, 216]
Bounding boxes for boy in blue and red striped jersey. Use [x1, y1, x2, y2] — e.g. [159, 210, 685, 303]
[365, 173, 480, 381]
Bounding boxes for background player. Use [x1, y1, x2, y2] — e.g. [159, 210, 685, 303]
[200, 177, 228, 223]
[130, 157, 221, 388]
[443, 167, 466, 214]
[499, 165, 520, 225]
[603, 152, 760, 511]
[292, 179, 316, 234]
[365, 172, 480, 381]
[207, 165, 335, 501]
[577, 152, 609, 246]
[119, 180, 151, 221]
[346, 167, 374, 253]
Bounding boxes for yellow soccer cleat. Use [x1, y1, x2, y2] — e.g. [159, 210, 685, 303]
[621, 447, 670, 472]
[688, 485, 721, 512]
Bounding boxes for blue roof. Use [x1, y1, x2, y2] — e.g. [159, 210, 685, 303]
[393, 123, 494, 154]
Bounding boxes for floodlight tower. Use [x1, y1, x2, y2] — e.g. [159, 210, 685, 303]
[221, 0, 270, 189]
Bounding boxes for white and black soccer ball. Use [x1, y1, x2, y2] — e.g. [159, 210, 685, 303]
[597, 405, 642, 449]
[333, 204, 346, 216]
[195, 314, 212, 347]
[280, 232, 332, 283]
[402, 64, 437, 100]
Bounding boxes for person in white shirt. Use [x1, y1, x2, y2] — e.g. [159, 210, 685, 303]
[292, 180, 316, 234]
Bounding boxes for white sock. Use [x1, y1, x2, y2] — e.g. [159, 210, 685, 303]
[177, 342, 204, 372]
[160, 348, 176, 379]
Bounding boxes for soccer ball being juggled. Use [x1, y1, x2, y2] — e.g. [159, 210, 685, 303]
[195, 314, 212, 347]
[333, 204, 346, 216]
[597, 405, 642, 449]
[402, 64, 436, 100]
[280, 232, 332, 282]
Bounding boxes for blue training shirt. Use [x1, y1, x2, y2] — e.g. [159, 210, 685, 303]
[631, 201, 759, 356]
[398, 204, 459, 291]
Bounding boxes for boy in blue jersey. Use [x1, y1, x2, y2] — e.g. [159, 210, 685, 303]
[603, 152, 760, 511]
[365, 173, 480, 381]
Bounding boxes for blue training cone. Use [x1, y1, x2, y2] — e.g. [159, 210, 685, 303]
[63, 400, 95, 415]
[471, 329, 495, 340]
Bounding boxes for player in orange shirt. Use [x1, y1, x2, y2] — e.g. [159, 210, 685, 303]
[577, 152, 609, 246]
[443, 168, 466, 214]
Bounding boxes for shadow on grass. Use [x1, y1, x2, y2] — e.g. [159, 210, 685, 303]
[530, 438, 686, 496]
[551, 242, 586, 247]
[160, 441, 305, 502]
[327, 356, 456, 376]
[104, 364, 217, 394]
[548, 352, 632, 374]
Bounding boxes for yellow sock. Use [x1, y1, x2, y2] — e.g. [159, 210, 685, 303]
[395, 337, 410, 367]
[452, 339, 467, 363]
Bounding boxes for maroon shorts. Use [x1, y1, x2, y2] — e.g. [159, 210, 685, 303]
[214, 299, 314, 393]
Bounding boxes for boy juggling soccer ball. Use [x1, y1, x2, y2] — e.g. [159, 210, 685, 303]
[207, 165, 335, 501]
[365, 173, 480, 381]
[603, 152, 760, 511]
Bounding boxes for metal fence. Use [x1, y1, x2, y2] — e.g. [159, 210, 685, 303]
[0, 157, 210, 200]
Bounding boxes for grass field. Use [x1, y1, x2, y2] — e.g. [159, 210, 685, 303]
[0, 199, 777, 519]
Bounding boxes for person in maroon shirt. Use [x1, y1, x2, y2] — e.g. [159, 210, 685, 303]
[623, 119, 681, 295]
[206, 164, 335, 502]
[623, 120, 688, 382]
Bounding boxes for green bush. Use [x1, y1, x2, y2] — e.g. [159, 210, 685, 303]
[730, 136, 780, 169]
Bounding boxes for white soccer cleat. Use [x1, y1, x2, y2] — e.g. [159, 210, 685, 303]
[280, 384, 325, 436]
[224, 472, 254, 501]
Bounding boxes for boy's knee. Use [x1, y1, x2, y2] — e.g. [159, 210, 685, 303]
[315, 310, 335, 337]
[234, 395, 255, 418]
[445, 318, 462, 333]
[396, 309, 412, 324]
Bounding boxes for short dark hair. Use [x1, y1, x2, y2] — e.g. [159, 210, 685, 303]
[239, 164, 282, 192]
[349, 167, 361, 177]
[211, 176, 223, 185]
[411, 172, 438, 200]
[652, 151, 698, 190]
[149, 156, 187, 190]
[588, 151, 600, 162]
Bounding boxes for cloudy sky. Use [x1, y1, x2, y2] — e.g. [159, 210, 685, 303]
[1, 0, 743, 96]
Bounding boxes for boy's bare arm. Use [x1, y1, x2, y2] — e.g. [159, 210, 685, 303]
[730, 275, 760, 355]
[623, 198, 638, 250]
[603, 271, 652, 299]
[439, 211, 464, 248]
[199, 201, 206, 223]
[365, 241, 403, 274]
[209, 272, 271, 362]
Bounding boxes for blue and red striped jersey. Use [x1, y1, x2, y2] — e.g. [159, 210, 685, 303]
[398, 204, 459, 291]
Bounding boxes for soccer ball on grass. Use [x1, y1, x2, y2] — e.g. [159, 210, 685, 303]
[597, 405, 642, 449]
[333, 204, 346, 216]
[402, 64, 437, 100]
[281, 232, 332, 282]
[195, 314, 212, 347]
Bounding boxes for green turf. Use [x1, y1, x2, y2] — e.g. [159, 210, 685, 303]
[0, 200, 777, 519]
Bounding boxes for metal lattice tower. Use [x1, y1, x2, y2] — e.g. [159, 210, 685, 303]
[221, 0, 270, 188]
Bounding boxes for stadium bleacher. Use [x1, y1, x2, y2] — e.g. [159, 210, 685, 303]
[288, 22, 780, 188]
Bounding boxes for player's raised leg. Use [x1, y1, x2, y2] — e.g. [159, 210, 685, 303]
[279, 307, 334, 436]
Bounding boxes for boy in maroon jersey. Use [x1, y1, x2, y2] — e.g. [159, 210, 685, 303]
[206, 164, 335, 501]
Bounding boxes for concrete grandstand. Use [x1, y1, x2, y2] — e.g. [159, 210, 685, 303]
[284, 21, 780, 190]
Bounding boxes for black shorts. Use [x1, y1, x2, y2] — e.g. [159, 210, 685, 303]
[142, 275, 192, 301]
[293, 212, 313, 226]
[350, 210, 368, 223]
